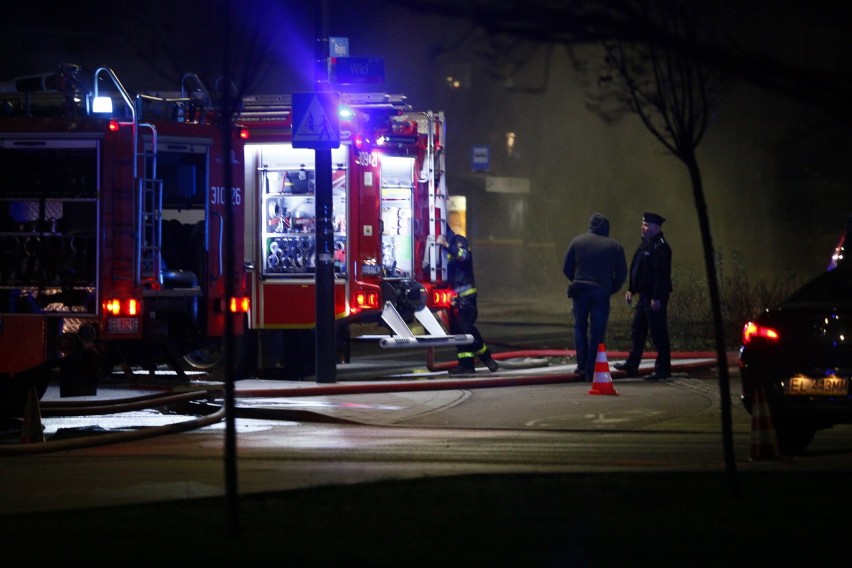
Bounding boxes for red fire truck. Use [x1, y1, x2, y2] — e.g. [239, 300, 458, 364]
[0, 64, 249, 416]
[180, 93, 452, 379]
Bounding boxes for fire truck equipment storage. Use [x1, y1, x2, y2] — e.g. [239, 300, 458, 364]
[0, 64, 248, 418]
[213, 93, 452, 380]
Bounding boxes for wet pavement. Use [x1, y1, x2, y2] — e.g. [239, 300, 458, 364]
[0, 297, 734, 514]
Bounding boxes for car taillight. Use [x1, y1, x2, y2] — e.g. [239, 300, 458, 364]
[743, 321, 780, 345]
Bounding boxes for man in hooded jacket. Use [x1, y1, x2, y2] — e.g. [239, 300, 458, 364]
[563, 213, 628, 381]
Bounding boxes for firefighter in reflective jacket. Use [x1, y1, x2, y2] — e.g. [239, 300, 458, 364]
[437, 230, 499, 374]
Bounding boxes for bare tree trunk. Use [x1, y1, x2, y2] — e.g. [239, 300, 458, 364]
[683, 150, 739, 497]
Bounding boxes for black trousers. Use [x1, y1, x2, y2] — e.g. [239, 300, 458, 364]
[625, 295, 671, 375]
[449, 295, 488, 364]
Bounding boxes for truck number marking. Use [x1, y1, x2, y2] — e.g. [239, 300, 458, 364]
[356, 151, 378, 168]
[211, 186, 242, 206]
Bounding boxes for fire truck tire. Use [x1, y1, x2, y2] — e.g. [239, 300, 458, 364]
[182, 333, 258, 381]
[255, 330, 316, 380]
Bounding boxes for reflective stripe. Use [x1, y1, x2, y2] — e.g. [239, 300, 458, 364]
[458, 345, 488, 359]
[457, 286, 477, 297]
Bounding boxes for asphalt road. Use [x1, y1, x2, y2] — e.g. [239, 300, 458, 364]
[6, 302, 852, 567]
[3, 303, 852, 515]
[5, 354, 852, 516]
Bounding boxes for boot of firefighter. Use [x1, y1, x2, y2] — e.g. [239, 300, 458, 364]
[449, 357, 476, 375]
[478, 347, 499, 372]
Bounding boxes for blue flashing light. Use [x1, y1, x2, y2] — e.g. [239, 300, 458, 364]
[92, 96, 113, 114]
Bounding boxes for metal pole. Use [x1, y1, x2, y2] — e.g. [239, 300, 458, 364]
[217, 0, 239, 535]
[221, 93, 240, 534]
[314, 0, 336, 383]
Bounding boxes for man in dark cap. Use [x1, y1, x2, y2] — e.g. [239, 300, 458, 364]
[562, 212, 628, 381]
[615, 212, 673, 380]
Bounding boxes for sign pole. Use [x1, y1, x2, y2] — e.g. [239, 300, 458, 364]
[314, 149, 335, 383]
[314, 0, 336, 383]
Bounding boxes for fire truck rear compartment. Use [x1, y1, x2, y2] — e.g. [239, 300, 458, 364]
[160, 219, 204, 287]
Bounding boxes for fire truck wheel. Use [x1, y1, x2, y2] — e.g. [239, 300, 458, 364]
[182, 333, 258, 381]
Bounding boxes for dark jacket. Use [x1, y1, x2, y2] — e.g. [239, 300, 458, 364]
[562, 213, 628, 295]
[442, 233, 476, 291]
[628, 232, 673, 300]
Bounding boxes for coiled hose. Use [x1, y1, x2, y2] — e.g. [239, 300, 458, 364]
[0, 389, 224, 456]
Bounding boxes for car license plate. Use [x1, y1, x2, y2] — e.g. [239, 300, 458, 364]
[107, 317, 138, 334]
[786, 376, 848, 396]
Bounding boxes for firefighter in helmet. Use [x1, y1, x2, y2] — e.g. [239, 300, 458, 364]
[437, 228, 499, 375]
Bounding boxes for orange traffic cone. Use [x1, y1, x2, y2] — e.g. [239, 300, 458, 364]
[749, 386, 779, 460]
[588, 344, 618, 396]
[20, 386, 45, 444]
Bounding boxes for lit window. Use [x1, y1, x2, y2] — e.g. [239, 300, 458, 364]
[506, 132, 516, 158]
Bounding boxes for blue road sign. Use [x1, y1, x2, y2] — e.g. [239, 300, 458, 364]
[472, 145, 490, 172]
[329, 37, 349, 57]
[331, 57, 385, 85]
[292, 92, 340, 149]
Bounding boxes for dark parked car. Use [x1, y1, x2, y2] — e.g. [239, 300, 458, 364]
[739, 263, 852, 454]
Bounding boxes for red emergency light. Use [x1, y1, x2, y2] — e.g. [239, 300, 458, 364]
[352, 289, 380, 313]
[230, 296, 251, 313]
[430, 288, 455, 309]
[216, 296, 251, 313]
[104, 298, 139, 316]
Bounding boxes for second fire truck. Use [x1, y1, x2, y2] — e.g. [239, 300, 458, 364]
[182, 93, 453, 379]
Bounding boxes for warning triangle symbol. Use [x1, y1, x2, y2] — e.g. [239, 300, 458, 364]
[296, 95, 337, 142]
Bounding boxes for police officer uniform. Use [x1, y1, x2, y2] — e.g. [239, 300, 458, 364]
[439, 231, 498, 374]
[618, 212, 673, 379]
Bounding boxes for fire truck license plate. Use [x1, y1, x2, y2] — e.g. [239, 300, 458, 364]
[786, 376, 847, 396]
[107, 317, 138, 334]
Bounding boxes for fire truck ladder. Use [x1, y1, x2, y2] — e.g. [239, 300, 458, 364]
[425, 111, 447, 283]
[91, 67, 164, 287]
[137, 124, 162, 286]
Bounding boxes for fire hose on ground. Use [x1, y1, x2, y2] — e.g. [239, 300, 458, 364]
[0, 388, 225, 456]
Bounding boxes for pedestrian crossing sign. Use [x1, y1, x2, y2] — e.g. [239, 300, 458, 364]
[292, 91, 340, 149]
